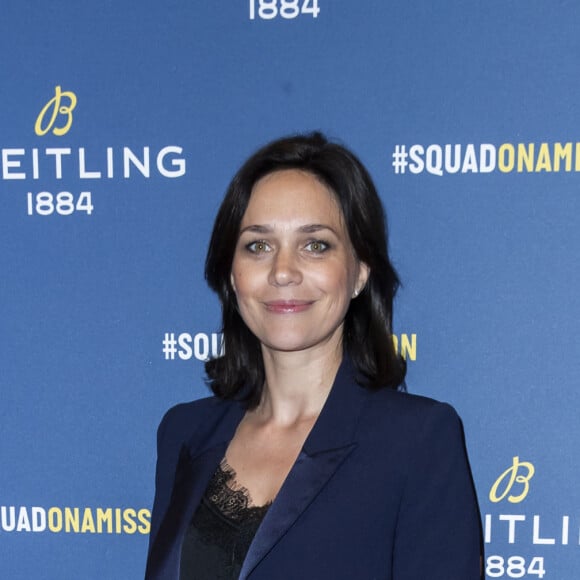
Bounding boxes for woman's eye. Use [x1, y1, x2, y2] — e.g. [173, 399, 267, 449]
[246, 240, 271, 253]
[305, 240, 329, 253]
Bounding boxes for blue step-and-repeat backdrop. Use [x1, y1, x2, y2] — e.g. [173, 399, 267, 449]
[1, 2, 579, 578]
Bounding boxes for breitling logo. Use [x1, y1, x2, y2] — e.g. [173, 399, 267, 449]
[489, 456, 535, 504]
[35, 85, 77, 137]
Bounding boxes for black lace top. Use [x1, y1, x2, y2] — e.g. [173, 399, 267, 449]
[179, 460, 271, 580]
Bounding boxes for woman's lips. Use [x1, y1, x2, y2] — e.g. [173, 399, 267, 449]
[264, 300, 314, 314]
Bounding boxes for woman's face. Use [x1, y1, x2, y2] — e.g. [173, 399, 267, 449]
[231, 169, 369, 357]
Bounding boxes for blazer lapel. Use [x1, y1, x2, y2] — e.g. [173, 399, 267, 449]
[239, 358, 369, 579]
[146, 401, 246, 580]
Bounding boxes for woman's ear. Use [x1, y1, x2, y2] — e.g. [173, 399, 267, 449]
[353, 262, 370, 298]
[230, 272, 237, 293]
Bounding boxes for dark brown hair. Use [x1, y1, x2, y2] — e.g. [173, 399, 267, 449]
[205, 132, 406, 407]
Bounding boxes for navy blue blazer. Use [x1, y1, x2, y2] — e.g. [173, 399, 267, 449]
[145, 360, 482, 579]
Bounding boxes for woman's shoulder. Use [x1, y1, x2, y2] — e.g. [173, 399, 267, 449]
[354, 388, 468, 472]
[361, 387, 463, 435]
[156, 395, 233, 447]
[369, 386, 455, 410]
[161, 394, 225, 422]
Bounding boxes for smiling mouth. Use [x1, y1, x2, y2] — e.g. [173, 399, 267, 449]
[264, 300, 314, 314]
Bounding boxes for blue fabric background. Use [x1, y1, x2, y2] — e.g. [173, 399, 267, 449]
[1, 1, 578, 578]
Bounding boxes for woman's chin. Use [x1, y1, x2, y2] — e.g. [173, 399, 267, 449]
[259, 332, 340, 356]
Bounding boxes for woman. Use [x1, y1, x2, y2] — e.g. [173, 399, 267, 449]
[146, 132, 482, 579]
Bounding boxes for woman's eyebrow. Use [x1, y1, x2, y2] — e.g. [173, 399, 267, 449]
[298, 224, 336, 234]
[239, 224, 272, 234]
[239, 223, 337, 235]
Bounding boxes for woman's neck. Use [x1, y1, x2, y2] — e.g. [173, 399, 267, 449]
[255, 343, 343, 426]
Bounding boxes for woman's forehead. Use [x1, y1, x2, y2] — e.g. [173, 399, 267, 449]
[242, 169, 344, 228]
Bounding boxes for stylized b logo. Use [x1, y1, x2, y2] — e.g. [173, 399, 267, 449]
[489, 456, 535, 503]
[34, 86, 77, 136]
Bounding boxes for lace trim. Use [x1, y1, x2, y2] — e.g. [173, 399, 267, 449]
[205, 459, 272, 523]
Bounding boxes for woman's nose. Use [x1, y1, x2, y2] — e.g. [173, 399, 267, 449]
[268, 248, 302, 287]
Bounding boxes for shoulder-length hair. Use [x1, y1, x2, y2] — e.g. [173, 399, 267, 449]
[205, 132, 406, 407]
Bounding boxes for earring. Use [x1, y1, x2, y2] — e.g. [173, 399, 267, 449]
[352, 288, 359, 298]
